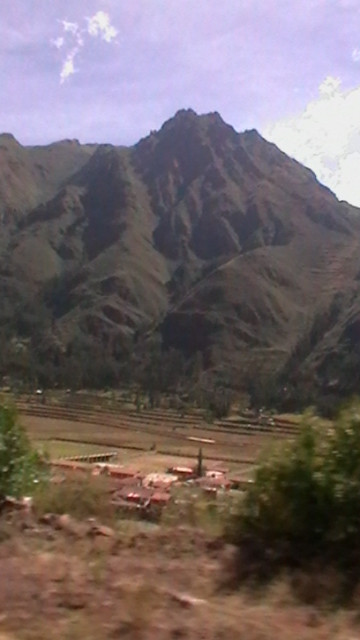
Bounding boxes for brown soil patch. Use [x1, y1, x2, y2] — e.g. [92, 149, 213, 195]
[0, 515, 359, 640]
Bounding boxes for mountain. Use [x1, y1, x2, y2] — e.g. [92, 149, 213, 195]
[1, 108, 360, 402]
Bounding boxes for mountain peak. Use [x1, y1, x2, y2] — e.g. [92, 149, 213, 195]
[0, 132, 21, 147]
[160, 108, 230, 133]
[160, 108, 198, 133]
[173, 108, 198, 119]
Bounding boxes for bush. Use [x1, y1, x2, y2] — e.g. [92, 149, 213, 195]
[0, 404, 45, 499]
[33, 475, 115, 523]
[227, 401, 360, 586]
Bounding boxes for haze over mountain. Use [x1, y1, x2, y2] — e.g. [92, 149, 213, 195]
[1, 109, 360, 402]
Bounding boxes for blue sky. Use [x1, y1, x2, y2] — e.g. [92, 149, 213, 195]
[2, 0, 360, 204]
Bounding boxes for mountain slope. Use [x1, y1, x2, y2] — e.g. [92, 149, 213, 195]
[1, 108, 360, 396]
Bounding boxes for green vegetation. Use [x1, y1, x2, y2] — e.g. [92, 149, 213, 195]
[33, 475, 115, 523]
[0, 403, 46, 499]
[0, 303, 237, 419]
[228, 401, 360, 595]
[161, 485, 227, 536]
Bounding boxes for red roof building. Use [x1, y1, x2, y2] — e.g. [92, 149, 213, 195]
[150, 492, 172, 505]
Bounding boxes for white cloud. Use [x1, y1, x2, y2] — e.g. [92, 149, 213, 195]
[264, 76, 360, 206]
[62, 20, 79, 35]
[319, 75, 341, 96]
[52, 36, 64, 50]
[60, 47, 81, 84]
[54, 11, 117, 84]
[86, 11, 118, 43]
[352, 47, 360, 62]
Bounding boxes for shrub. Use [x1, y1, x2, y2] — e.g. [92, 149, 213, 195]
[227, 401, 360, 584]
[0, 404, 45, 499]
[33, 475, 115, 523]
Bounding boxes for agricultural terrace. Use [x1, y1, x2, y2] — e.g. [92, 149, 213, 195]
[14, 391, 300, 482]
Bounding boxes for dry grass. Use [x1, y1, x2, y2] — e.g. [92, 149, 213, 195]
[0, 521, 359, 640]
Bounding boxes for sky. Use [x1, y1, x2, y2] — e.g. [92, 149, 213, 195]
[2, 1, 360, 205]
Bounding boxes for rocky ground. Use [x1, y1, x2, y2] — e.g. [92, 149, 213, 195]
[0, 506, 359, 639]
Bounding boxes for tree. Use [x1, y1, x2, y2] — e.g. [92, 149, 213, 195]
[196, 447, 204, 477]
[0, 404, 45, 499]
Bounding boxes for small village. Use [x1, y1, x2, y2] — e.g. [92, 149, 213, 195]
[5, 390, 298, 520]
[50, 449, 252, 515]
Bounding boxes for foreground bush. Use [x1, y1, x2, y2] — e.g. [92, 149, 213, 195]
[0, 404, 45, 499]
[227, 401, 360, 589]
